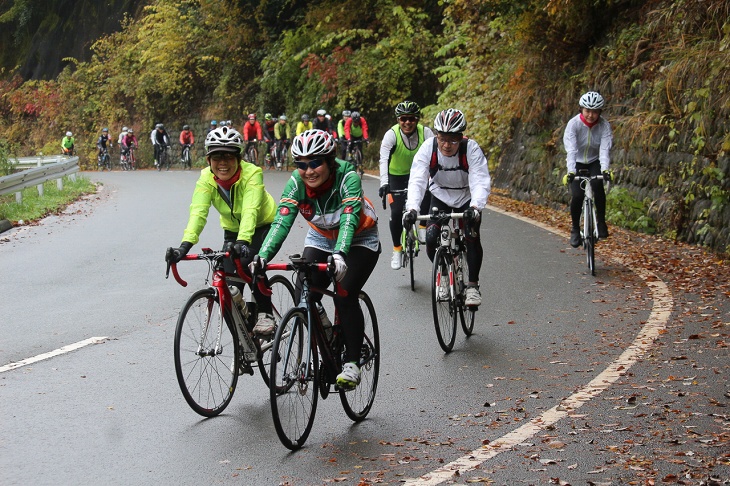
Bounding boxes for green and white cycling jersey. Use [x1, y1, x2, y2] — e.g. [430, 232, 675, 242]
[259, 159, 378, 260]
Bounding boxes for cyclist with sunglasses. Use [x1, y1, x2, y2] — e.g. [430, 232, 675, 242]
[255, 129, 380, 390]
[166, 126, 279, 334]
[402, 108, 491, 307]
[378, 101, 434, 269]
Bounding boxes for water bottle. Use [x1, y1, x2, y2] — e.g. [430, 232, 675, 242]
[229, 285, 244, 314]
[317, 302, 333, 342]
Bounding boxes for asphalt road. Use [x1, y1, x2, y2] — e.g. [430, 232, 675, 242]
[0, 168, 723, 485]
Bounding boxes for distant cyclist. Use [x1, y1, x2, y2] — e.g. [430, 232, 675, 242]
[206, 120, 218, 136]
[242, 114, 263, 162]
[344, 111, 369, 147]
[152, 123, 171, 167]
[337, 110, 351, 159]
[121, 128, 138, 153]
[262, 113, 277, 163]
[402, 108, 491, 307]
[562, 91, 613, 247]
[179, 124, 195, 161]
[61, 131, 75, 155]
[274, 115, 291, 157]
[96, 128, 113, 165]
[296, 114, 313, 135]
[379, 101, 434, 269]
[117, 126, 128, 146]
[313, 109, 333, 135]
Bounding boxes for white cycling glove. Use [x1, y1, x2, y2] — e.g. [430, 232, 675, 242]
[332, 254, 348, 282]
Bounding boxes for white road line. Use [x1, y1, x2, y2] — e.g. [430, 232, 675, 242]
[0, 337, 108, 373]
[405, 207, 674, 485]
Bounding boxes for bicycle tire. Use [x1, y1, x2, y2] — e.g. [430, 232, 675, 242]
[174, 288, 239, 417]
[432, 247, 457, 352]
[270, 307, 318, 450]
[457, 251, 475, 336]
[257, 274, 296, 387]
[104, 153, 111, 171]
[353, 147, 363, 176]
[408, 231, 416, 292]
[584, 200, 596, 276]
[183, 147, 191, 169]
[340, 291, 380, 421]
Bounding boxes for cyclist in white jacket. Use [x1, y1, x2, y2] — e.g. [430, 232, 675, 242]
[563, 91, 613, 247]
[403, 108, 491, 306]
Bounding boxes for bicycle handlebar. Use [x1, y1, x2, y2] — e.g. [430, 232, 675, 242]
[381, 188, 407, 210]
[258, 254, 348, 297]
[165, 248, 257, 290]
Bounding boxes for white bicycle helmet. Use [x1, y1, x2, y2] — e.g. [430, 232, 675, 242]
[579, 91, 605, 110]
[205, 126, 243, 155]
[66, 131, 72, 137]
[122, 126, 128, 132]
[433, 108, 467, 133]
[342, 110, 351, 117]
[316, 109, 326, 116]
[291, 129, 336, 159]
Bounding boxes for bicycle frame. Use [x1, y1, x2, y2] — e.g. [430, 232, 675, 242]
[266, 257, 347, 381]
[167, 249, 273, 363]
[417, 211, 466, 297]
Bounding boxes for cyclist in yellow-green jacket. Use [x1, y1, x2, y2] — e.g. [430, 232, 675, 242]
[166, 126, 278, 330]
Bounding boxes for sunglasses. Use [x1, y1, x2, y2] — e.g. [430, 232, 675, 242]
[209, 153, 238, 162]
[398, 116, 418, 123]
[294, 159, 325, 170]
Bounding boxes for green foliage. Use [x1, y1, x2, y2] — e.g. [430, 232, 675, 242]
[0, 139, 17, 176]
[606, 187, 657, 235]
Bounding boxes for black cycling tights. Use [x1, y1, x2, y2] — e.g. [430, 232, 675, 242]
[296, 245, 379, 363]
[570, 161, 606, 229]
[424, 196, 483, 284]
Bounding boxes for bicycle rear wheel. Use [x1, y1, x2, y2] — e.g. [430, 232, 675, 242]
[432, 248, 457, 352]
[353, 148, 363, 176]
[457, 251, 475, 336]
[340, 291, 380, 421]
[584, 200, 596, 276]
[270, 308, 318, 450]
[174, 288, 238, 417]
[257, 275, 296, 387]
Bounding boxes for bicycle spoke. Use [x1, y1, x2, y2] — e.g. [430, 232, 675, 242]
[174, 289, 238, 417]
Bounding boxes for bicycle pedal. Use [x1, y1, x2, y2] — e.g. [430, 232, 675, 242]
[238, 361, 254, 376]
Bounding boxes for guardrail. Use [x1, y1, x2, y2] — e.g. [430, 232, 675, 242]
[0, 156, 80, 203]
[11, 154, 72, 169]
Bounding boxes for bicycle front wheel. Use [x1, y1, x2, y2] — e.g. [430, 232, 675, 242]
[408, 232, 416, 292]
[174, 288, 238, 417]
[584, 200, 596, 276]
[457, 251, 475, 336]
[270, 308, 318, 450]
[432, 248, 457, 352]
[353, 149, 363, 176]
[257, 274, 296, 387]
[340, 291, 380, 421]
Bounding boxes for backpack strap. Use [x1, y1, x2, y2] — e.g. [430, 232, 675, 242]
[430, 136, 470, 177]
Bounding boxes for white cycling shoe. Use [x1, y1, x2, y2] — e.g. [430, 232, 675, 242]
[391, 250, 403, 270]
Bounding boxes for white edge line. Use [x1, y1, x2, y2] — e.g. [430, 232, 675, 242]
[0, 336, 108, 373]
[405, 206, 674, 485]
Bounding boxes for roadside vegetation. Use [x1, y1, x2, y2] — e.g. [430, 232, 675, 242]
[0, 176, 96, 224]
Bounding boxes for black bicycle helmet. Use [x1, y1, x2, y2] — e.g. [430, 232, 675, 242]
[395, 101, 421, 117]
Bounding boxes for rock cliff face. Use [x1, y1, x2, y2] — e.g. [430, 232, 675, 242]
[493, 118, 730, 253]
[0, 0, 145, 80]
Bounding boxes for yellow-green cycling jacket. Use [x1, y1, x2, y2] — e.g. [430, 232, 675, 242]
[182, 161, 276, 245]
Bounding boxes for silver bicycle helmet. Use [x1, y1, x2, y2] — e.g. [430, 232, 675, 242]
[433, 108, 467, 133]
[301, 114, 310, 122]
[316, 109, 326, 116]
[394, 101, 421, 117]
[66, 131, 72, 137]
[342, 110, 351, 117]
[579, 91, 605, 110]
[122, 126, 128, 132]
[205, 126, 243, 155]
[291, 129, 336, 159]
[350, 111, 361, 121]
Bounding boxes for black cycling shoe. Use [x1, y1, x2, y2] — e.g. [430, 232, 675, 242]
[570, 228, 581, 248]
[598, 222, 609, 239]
